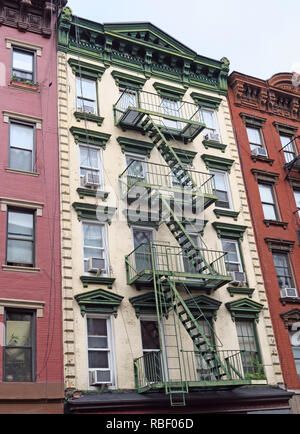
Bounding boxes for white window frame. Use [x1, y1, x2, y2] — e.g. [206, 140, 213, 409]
[280, 134, 297, 164]
[221, 238, 243, 274]
[76, 76, 98, 115]
[246, 125, 266, 154]
[258, 183, 280, 221]
[272, 251, 296, 291]
[85, 314, 117, 390]
[201, 108, 220, 138]
[125, 152, 148, 185]
[79, 144, 104, 189]
[82, 221, 110, 277]
[210, 169, 233, 210]
[294, 189, 300, 217]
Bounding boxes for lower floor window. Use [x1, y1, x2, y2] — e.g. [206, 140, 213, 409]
[236, 319, 262, 377]
[140, 318, 163, 383]
[289, 328, 300, 383]
[4, 309, 35, 382]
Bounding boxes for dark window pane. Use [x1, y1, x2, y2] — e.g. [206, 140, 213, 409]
[88, 337, 108, 349]
[87, 318, 107, 336]
[4, 348, 32, 382]
[10, 149, 32, 172]
[88, 351, 108, 369]
[141, 320, 160, 350]
[7, 239, 33, 265]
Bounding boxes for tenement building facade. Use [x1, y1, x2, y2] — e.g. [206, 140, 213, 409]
[57, 7, 291, 414]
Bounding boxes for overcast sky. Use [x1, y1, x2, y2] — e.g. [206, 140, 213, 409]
[67, 0, 299, 80]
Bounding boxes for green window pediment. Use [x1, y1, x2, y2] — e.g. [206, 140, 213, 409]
[117, 136, 155, 157]
[173, 148, 197, 165]
[201, 154, 234, 173]
[153, 82, 186, 100]
[225, 298, 264, 323]
[75, 288, 123, 317]
[124, 209, 160, 230]
[212, 222, 247, 240]
[191, 92, 222, 110]
[70, 127, 111, 149]
[111, 70, 147, 90]
[130, 292, 169, 318]
[68, 58, 107, 80]
[185, 294, 221, 321]
[72, 202, 117, 224]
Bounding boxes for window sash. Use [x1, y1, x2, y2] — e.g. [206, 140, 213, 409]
[221, 239, 243, 273]
[79, 145, 102, 187]
[76, 77, 98, 114]
[83, 223, 107, 274]
[272, 252, 295, 289]
[201, 108, 218, 134]
[7, 209, 35, 266]
[280, 135, 296, 164]
[258, 184, 279, 220]
[87, 317, 112, 381]
[294, 190, 300, 216]
[211, 170, 232, 209]
[236, 320, 260, 375]
[9, 122, 35, 172]
[12, 48, 34, 81]
[246, 126, 264, 152]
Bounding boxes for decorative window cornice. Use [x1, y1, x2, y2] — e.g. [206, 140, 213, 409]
[184, 295, 221, 321]
[190, 92, 222, 110]
[213, 209, 240, 221]
[70, 127, 111, 149]
[124, 209, 160, 230]
[153, 82, 186, 100]
[68, 58, 107, 80]
[130, 292, 169, 318]
[0, 198, 44, 216]
[111, 70, 147, 90]
[240, 112, 267, 128]
[173, 148, 197, 165]
[287, 175, 300, 189]
[0, 299, 45, 318]
[225, 298, 264, 323]
[251, 168, 280, 184]
[74, 112, 104, 126]
[280, 308, 300, 329]
[202, 140, 227, 153]
[117, 136, 155, 157]
[3, 111, 42, 129]
[72, 202, 117, 224]
[273, 121, 298, 136]
[201, 154, 234, 173]
[76, 188, 109, 201]
[75, 288, 123, 317]
[265, 238, 295, 253]
[227, 287, 255, 298]
[212, 222, 247, 240]
[80, 276, 115, 289]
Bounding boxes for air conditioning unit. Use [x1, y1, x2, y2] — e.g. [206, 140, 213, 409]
[82, 104, 95, 114]
[89, 370, 112, 386]
[280, 287, 298, 298]
[83, 173, 101, 188]
[229, 271, 247, 287]
[252, 147, 268, 157]
[87, 257, 105, 274]
[205, 132, 220, 143]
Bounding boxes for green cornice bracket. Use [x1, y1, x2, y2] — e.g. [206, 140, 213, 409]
[74, 112, 104, 127]
[225, 298, 263, 323]
[68, 58, 107, 80]
[70, 127, 111, 149]
[111, 70, 147, 90]
[212, 222, 247, 240]
[218, 57, 230, 96]
[184, 294, 222, 321]
[191, 92, 222, 110]
[117, 136, 155, 157]
[76, 188, 109, 201]
[57, 7, 72, 50]
[213, 209, 240, 221]
[201, 154, 234, 173]
[153, 82, 186, 100]
[173, 148, 197, 165]
[76, 288, 122, 317]
[227, 287, 255, 299]
[202, 140, 227, 153]
[104, 36, 113, 68]
[72, 202, 117, 224]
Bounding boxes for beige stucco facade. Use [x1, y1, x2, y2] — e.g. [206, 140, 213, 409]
[57, 46, 284, 394]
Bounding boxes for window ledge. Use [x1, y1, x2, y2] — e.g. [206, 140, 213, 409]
[202, 139, 227, 153]
[251, 155, 274, 166]
[9, 81, 39, 93]
[80, 276, 115, 289]
[280, 297, 300, 306]
[227, 286, 255, 298]
[214, 209, 240, 221]
[263, 220, 288, 229]
[74, 111, 104, 126]
[5, 168, 40, 177]
[2, 265, 40, 273]
[76, 188, 109, 201]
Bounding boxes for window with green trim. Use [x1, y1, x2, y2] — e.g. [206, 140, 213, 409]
[201, 108, 220, 142]
[221, 238, 246, 285]
[161, 98, 182, 130]
[193, 317, 215, 381]
[82, 222, 109, 276]
[236, 319, 261, 376]
[119, 87, 138, 112]
[140, 317, 164, 383]
[210, 169, 232, 209]
[76, 76, 98, 115]
[79, 144, 103, 189]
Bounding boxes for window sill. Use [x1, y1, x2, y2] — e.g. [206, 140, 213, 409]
[77, 188, 109, 201]
[280, 297, 300, 306]
[5, 168, 39, 177]
[80, 276, 115, 289]
[2, 265, 40, 273]
[74, 111, 104, 126]
[9, 81, 39, 93]
[214, 209, 240, 221]
[202, 139, 227, 153]
[263, 220, 288, 229]
[251, 154, 274, 166]
[227, 286, 255, 298]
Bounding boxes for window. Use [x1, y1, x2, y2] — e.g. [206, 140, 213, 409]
[12, 47, 35, 82]
[140, 318, 163, 383]
[83, 223, 108, 275]
[7, 209, 35, 267]
[87, 316, 114, 386]
[258, 183, 279, 220]
[246, 126, 266, 154]
[183, 234, 203, 275]
[193, 317, 215, 381]
[171, 163, 191, 189]
[236, 319, 261, 376]
[272, 252, 296, 291]
[133, 227, 153, 273]
[76, 77, 98, 115]
[125, 153, 147, 186]
[201, 108, 220, 140]
[119, 86, 138, 112]
[9, 121, 35, 172]
[289, 328, 300, 383]
[211, 170, 232, 209]
[294, 190, 300, 216]
[280, 134, 296, 164]
[221, 239, 245, 282]
[79, 145, 102, 188]
[4, 309, 35, 382]
[161, 98, 181, 129]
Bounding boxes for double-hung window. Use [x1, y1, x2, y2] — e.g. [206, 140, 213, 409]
[294, 190, 300, 216]
[4, 309, 36, 382]
[258, 183, 279, 220]
[125, 154, 147, 187]
[83, 223, 108, 275]
[7, 209, 35, 267]
[211, 170, 232, 209]
[9, 121, 35, 173]
[201, 108, 220, 141]
[246, 126, 266, 155]
[119, 86, 138, 113]
[161, 98, 181, 130]
[280, 134, 296, 164]
[272, 252, 296, 292]
[87, 316, 114, 386]
[289, 328, 300, 383]
[12, 47, 35, 82]
[140, 318, 164, 383]
[236, 319, 261, 376]
[79, 145, 102, 188]
[221, 238, 245, 284]
[76, 77, 98, 115]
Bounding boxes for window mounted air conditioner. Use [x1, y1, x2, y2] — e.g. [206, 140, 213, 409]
[83, 173, 101, 188]
[82, 104, 95, 115]
[87, 258, 106, 274]
[280, 287, 298, 298]
[89, 370, 112, 386]
[252, 147, 268, 157]
[229, 271, 247, 287]
[205, 132, 220, 143]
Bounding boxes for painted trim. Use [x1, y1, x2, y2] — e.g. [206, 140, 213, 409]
[202, 139, 227, 153]
[212, 222, 247, 240]
[214, 209, 240, 221]
[225, 298, 264, 323]
[111, 70, 147, 90]
[74, 112, 104, 126]
[80, 276, 116, 289]
[117, 136, 155, 157]
[68, 58, 106, 80]
[153, 82, 186, 100]
[3, 111, 42, 130]
[227, 287, 255, 298]
[191, 92, 222, 110]
[72, 202, 116, 224]
[75, 288, 123, 317]
[202, 154, 234, 173]
[70, 127, 111, 148]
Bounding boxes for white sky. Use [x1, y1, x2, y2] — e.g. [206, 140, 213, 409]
[67, 0, 299, 79]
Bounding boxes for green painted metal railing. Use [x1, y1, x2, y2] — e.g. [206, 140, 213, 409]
[134, 350, 265, 391]
[119, 160, 216, 199]
[125, 242, 229, 283]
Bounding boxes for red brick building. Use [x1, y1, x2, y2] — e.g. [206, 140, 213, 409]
[0, 0, 66, 414]
[228, 71, 300, 412]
